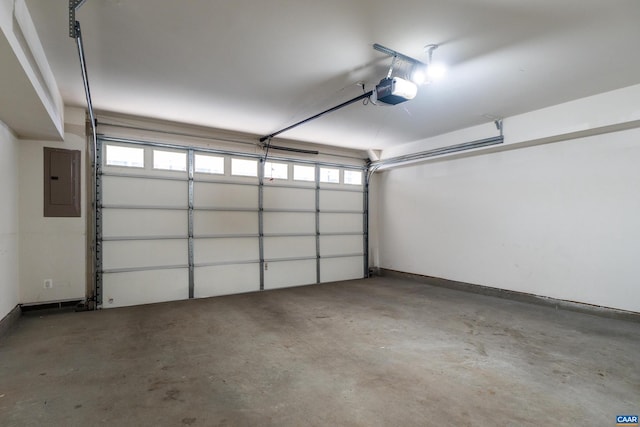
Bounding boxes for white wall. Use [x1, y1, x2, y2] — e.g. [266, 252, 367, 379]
[0, 0, 64, 139]
[18, 107, 86, 303]
[375, 85, 640, 313]
[0, 120, 19, 319]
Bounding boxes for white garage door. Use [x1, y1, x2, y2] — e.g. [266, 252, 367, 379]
[97, 138, 367, 308]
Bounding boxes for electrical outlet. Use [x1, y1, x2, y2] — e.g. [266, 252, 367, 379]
[44, 279, 53, 289]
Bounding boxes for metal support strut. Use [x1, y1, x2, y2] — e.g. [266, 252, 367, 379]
[259, 91, 373, 144]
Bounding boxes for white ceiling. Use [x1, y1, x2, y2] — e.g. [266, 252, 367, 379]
[25, 0, 640, 151]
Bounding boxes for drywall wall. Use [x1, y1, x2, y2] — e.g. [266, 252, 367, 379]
[0, 0, 64, 139]
[382, 83, 640, 162]
[375, 86, 640, 313]
[18, 107, 86, 303]
[0, 120, 19, 319]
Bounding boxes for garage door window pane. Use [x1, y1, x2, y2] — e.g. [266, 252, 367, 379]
[264, 162, 288, 180]
[195, 154, 224, 174]
[320, 167, 339, 183]
[105, 145, 144, 168]
[344, 170, 362, 185]
[153, 150, 187, 171]
[293, 165, 315, 182]
[231, 158, 257, 177]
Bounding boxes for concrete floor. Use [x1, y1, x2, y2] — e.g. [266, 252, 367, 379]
[1, 276, 638, 426]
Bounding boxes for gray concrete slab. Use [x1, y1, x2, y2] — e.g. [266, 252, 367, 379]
[1, 276, 638, 426]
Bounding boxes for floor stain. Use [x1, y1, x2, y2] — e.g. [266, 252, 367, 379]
[164, 389, 183, 402]
[473, 341, 488, 356]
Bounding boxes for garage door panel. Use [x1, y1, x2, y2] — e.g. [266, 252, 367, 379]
[194, 238, 259, 264]
[320, 256, 364, 283]
[263, 212, 314, 234]
[264, 260, 316, 290]
[102, 268, 189, 308]
[264, 236, 316, 259]
[320, 191, 363, 211]
[194, 182, 258, 209]
[320, 213, 363, 233]
[194, 264, 260, 297]
[193, 211, 258, 236]
[99, 140, 367, 307]
[320, 235, 363, 257]
[102, 176, 187, 207]
[102, 209, 187, 238]
[263, 187, 314, 210]
[102, 240, 188, 270]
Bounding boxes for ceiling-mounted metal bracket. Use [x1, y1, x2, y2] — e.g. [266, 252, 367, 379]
[373, 43, 426, 68]
[386, 55, 398, 79]
[494, 119, 504, 136]
[69, 0, 88, 38]
[425, 44, 439, 64]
